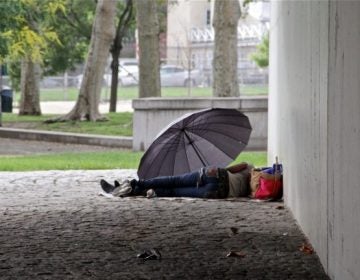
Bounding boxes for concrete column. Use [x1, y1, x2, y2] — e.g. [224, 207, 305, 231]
[268, 1, 360, 279]
[327, 2, 360, 279]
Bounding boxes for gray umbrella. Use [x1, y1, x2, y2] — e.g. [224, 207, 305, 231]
[137, 108, 252, 180]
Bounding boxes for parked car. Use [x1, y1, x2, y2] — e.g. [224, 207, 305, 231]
[40, 76, 64, 88]
[103, 59, 138, 87]
[76, 59, 139, 88]
[75, 74, 108, 88]
[117, 59, 138, 86]
[76, 62, 202, 88]
[119, 58, 138, 74]
[160, 65, 202, 87]
[118, 71, 138, 87]
[101, 71, 138, 87]
[114, 64, 202, 87]
[106, 62, 202, 87]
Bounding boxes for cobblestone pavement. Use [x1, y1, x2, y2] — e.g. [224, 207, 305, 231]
[0, 170, 329, 280]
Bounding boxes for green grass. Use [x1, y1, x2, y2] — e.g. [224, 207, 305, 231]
[31, 85, 267, 102]
[2, 112, 133, 136]
[239, 84, 268, 95]
[233, 151, 267, 167]
[0, 151, 267, 171]
[2, 113, 52, 122]
[0, 151, 144, 171]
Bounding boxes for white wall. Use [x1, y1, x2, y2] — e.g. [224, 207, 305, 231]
[268, 1, 360, 279]
[132, 97, 268, 151]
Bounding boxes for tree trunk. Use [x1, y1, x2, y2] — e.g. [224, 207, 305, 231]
[213, 0, 241, 97]
[19, 58, 42, 115]
[49, 0, 116, 122]
[109, 0, 134, 112]
[135, 0, 161, 98]
[0, 63, 2, 126]
[109, 52, 120, 112]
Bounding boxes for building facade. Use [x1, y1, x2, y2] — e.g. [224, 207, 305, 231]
[166, 0, 270, 85]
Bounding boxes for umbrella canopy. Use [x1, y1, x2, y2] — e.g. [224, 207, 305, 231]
[137, 108, 252, 179]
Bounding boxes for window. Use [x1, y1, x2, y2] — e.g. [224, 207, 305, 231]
[206, 9, 211, 25]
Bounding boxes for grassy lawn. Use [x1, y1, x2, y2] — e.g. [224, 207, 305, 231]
[0, 151, 267, 171]
[0, 151, 143, 171]
[7, 86, 267, 137]
[32, 85, 267, 102]
[2, 112, 133, 136]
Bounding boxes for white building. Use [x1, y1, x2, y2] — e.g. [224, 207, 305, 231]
[166, 0, 270, 85]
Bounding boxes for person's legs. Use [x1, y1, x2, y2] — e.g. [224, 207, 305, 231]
[133, 168, 221, 198]
[132, 171, 199, 196]
[154, 176, 219, 198]
[136, 171, 200, 189]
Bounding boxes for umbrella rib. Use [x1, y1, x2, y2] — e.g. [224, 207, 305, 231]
[191, 122, 251, 134]
[184, 130, 207, 166]
[140, 132, 181, 178]
[180, 132, 192, 173]
[155, 130, 189, 177]
[191, 116, 250, 127]
[189, 126, 251, 146]
[158, 132, 185, 176]
[186, 130, 247, 160]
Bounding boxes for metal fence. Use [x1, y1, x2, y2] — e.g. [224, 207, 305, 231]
[2, 68, 268, 103]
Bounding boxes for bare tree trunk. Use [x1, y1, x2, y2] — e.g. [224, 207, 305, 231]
[109, 51, 120, 112]
[19, 58, 41, 115]
[213, 0, 241, 97]
[109, 0, 134, 112]
[48, 0, 116, 122]
[135, 0, 161, 98]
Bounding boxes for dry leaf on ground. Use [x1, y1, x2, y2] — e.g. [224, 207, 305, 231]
[299, 243, 314, 254]
[230, 227, 238, 235]
[226, 251, 246, 258]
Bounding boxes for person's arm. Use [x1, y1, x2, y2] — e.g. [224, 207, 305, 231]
[226, 162, 248, 174]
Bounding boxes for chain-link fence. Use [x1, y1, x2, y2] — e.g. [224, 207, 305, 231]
[2, 63, 268, 104]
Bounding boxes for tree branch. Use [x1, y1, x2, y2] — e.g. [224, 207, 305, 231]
[111, 0, 134, 53]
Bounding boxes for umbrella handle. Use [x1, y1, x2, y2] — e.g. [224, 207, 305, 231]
[184, 130, 207, 166]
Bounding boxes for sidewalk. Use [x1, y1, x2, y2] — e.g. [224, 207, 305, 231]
[12, 100, 133, 115]
[0, 170, 329, 279]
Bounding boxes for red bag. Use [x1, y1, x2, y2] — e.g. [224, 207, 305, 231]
[254, 173, 283, 200]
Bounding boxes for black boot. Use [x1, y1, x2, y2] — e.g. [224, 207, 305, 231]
[100, 179, 116, 193]
[129, 179, 143, 195]
[130, 179, 138, 188]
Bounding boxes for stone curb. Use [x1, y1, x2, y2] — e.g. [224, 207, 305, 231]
[0, 127, 133, 149]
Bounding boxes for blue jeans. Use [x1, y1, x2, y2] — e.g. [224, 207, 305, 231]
[133, 167, 221, 198]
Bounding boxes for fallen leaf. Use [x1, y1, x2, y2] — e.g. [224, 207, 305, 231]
[226, 251, 246, 258]
[299, 243, 314, 254]
[230, 227, 238, 235]
[276, 205, 284, 210]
